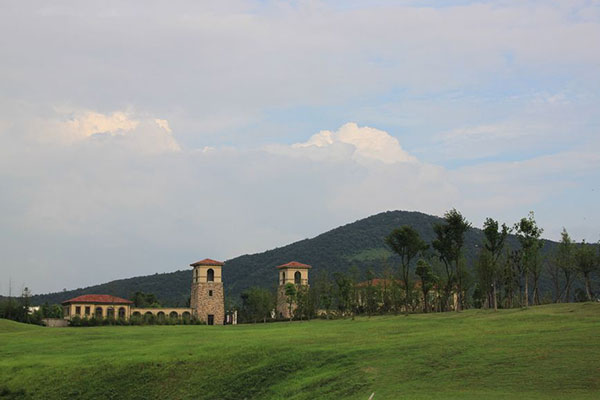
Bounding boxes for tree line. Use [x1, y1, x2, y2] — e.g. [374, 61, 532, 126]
[237, 209, 599, 323]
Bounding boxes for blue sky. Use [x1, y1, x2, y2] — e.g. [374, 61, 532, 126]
[0, 0, 599, 295]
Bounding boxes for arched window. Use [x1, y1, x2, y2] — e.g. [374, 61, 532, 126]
[294, 271, 301, 285]
[95, 307, 103, 318]
[182, 311, 191, 321]
[118, 307, 126, 319]
[170, 311, 179, 319]
[107, 308, 115, 318]
[207, 268, 214, 282]
[281, 271, 286, 285]
[157, 311, 165, 321]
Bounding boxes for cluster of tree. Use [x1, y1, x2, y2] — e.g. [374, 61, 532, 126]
[0, 287, 63, 325]
[236, 209, 599, 323]
[474, 213, 599, 309]
[130, 291, 163, 307]
[67, 314, 203, 327]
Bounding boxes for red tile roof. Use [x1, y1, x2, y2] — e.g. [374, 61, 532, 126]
[62, 294, 133, 305]
[276, 261, 312, 269]
[190, 258, 224, 267]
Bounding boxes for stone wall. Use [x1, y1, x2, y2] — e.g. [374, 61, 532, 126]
[43, 318, 68, 327]
[191, 282, 224, 325]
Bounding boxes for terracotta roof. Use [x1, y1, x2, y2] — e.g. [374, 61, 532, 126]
[62, 294, 133, 305]
[190, 258, 224, 267]
[276, 261, 312, 269]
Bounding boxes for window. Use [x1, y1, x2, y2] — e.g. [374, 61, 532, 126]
[207, 268, 214, 282]
[118, 307, 126, 319]
[75, 306, 81, 315]
[294, 271, 301, 285]
[209, 290, 213, 297]
[95, 307, 103, 318]
[85, 306, 90, 315]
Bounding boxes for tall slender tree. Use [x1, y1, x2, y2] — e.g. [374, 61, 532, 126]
[386, 226, 428, 314]
[556, 228, 575, 302]
[433, 209, 471, 311]
[415, 259, 437, 313]
[514, 212, 544, 307]
[574, 240, 599, 301]
[482, 218, 509, 311]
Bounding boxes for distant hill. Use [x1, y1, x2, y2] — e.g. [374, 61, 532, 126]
[30, 210, 564, 306]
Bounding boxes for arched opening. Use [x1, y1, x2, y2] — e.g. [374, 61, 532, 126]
[207, 268, 214, 282]
[144, 312, 154, 323]
[182, 311, 191, 321]
[157, 311, 165, 321]
[132, 311, 141, 317]
[169, 311, 179, 319]
[281, 271, 286, 285]
[118, 307, 126, 319]
[107, 308, 115, 319]
[294, 271, 301, 285]
[95, 307, 103, 318]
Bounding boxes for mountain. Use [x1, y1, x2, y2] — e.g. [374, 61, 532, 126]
[30, 210, 563, 306]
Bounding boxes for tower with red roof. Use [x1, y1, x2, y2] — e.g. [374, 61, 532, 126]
[190, 258, 225, 325]
[276, 261, 311, 319]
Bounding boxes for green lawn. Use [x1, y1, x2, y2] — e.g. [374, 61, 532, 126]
[1, 303, 599, 399]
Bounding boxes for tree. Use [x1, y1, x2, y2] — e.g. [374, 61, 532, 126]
[284, 283, 297, 321]
[433, 209, 471, 311]
[131, 291, 161, 308]
[474, 248, 495, 309]
[363, 269, 379, 317]
[415, 259, 437, 313]
[333, 272, 352, 317]
[574, 240, 599, 301]
[313, 270, 333, 319]
[240, 287, 274, 323]
[482, 218, 509, 311]
[386, 225, 428, 313]
[514, 212, 544, 306]
[555, 228, 575, 302]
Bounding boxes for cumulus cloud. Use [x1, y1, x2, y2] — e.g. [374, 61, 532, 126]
[33, 109, 181, 154]
[270, 122, 416, 164]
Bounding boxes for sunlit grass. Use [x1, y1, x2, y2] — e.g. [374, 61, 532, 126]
[1, 303, 599, 399]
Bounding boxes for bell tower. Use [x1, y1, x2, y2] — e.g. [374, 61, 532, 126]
[190, 258, 225, 325]
[276, 261, 311, 319]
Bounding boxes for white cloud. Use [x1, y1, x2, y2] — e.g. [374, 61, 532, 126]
[277, 122, 417, 164]
[33, 109, 181, 154]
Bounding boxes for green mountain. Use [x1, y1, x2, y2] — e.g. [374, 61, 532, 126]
[30, 210, 561, 306]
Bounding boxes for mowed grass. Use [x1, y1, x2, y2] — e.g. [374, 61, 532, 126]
[1, 303, 599, 399]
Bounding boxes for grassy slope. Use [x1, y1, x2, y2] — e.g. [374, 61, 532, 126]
[1, 303, 599, 399]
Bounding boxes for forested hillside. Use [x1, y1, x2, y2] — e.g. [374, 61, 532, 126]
[30, 210, 561, 306]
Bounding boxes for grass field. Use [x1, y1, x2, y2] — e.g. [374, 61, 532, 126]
[1, 303, 599, 399]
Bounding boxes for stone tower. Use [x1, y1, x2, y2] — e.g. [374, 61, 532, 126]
[190, 258, 225, 325]
[276, 261, 311, 319]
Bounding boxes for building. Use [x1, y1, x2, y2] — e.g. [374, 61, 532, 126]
[62, 294, 134, 320]
[60, 257, 226, 325]
[276, 261, 311, 319]
[190, 258, 225, 325]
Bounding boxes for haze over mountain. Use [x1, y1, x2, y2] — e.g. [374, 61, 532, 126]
[30, 210, 564, 306]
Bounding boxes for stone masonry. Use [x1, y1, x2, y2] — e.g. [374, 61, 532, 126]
[190, 281, 224, 325]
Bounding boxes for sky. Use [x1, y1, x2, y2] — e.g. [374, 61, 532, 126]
[1, 0, 599, 295]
